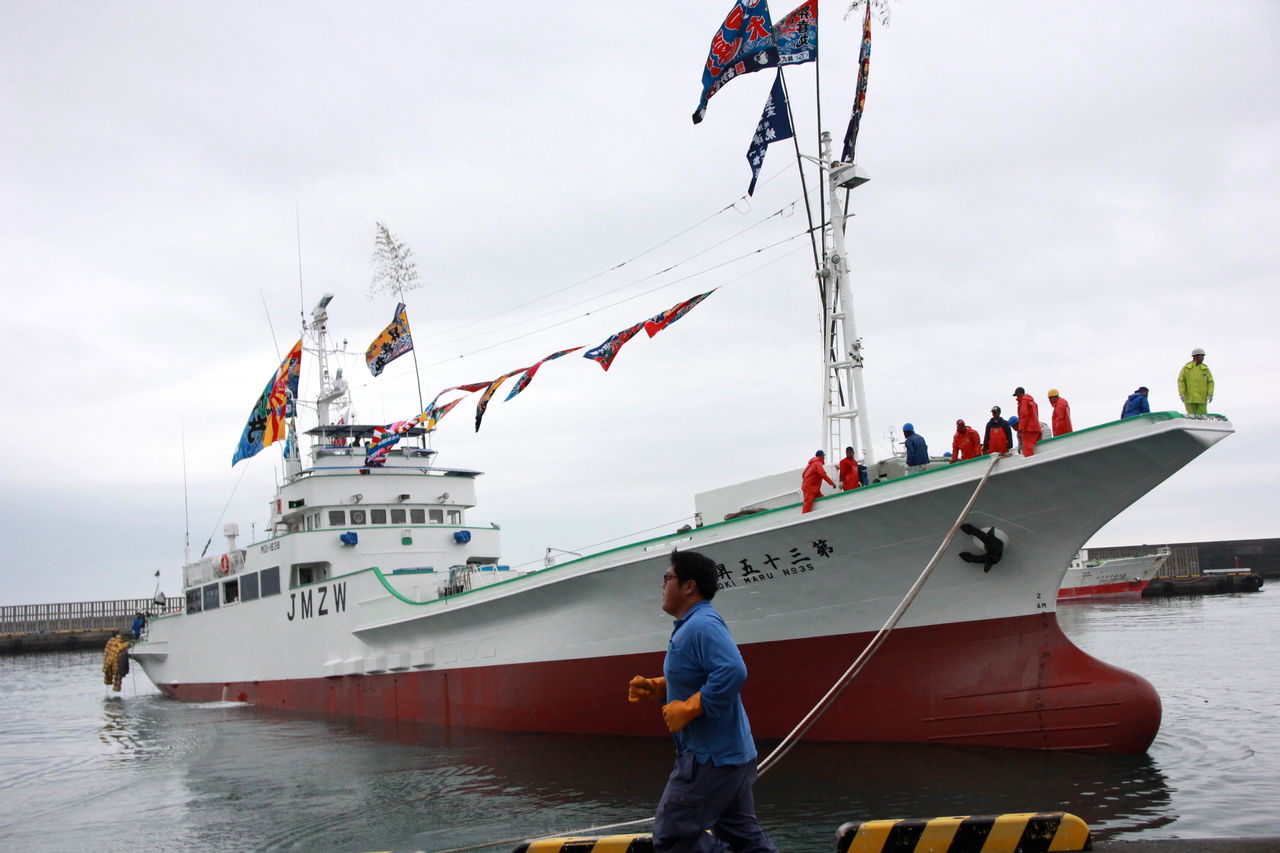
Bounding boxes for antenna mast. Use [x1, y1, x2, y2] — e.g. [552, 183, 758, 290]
[819, 132, 875, 466]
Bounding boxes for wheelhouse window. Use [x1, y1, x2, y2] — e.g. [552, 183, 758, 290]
[447, 510, 461, 524]
[370, 509, 387, 524]
[390, 508, 406, 524]
[241, 572, 260, 602]
[260, 566, 281, 597]
[350, 509, 366, 525]
[328, 510, 345, 526]
[223, 579, 240, 604]
[409, 509, 425, 524]
[202, 584, 220, 611]
[429, 509, 443, 524]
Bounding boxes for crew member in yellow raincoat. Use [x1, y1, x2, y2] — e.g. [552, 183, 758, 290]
[1177, 347, 1215, 415]
[102, 633, 131, 692]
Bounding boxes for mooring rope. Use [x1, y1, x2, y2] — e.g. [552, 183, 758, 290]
[757, 451, 1002, 777]
[429, 453, 1004, 853]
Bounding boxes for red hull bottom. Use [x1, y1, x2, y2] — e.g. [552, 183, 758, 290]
[1057, 580, 1151, 602]
[158, 613, 1160, 754]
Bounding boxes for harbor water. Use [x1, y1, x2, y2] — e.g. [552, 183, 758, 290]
[1, 591, 1275, 852]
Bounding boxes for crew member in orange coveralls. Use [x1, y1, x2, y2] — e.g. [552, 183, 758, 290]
[801, 450, 836, 512]
[1047, 389, 1073, 436]
[1013, 387, 1042, 456]
[950, 420, 982, 462]
[838, 446, 861, 490]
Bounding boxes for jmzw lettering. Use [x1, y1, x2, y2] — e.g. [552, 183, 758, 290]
[287, 583, 347, 621]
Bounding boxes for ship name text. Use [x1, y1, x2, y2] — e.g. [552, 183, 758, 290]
[287, 583, 347, 621]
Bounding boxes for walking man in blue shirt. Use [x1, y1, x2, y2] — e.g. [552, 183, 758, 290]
[628, 549, 777, 853]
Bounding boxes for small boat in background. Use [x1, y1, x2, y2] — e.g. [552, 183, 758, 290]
[1058, 550, 1168, 602]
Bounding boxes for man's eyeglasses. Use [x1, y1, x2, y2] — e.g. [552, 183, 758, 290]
[662, 572, 679, 584]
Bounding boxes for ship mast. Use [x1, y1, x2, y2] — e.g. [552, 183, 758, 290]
[819, 132, 875, 467]
[292, 292, 347, 479]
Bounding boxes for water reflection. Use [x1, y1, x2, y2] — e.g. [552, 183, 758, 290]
[257, 712, 1176, 849]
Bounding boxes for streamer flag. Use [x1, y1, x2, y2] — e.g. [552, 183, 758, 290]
[583, 321, 647, 371]
[841, 2, 872, 163]
[474, 369, 523, 432]
[232, 339, 303, 465]
[693, 0, 779, 124]
[745, 71, 794, 196]
[644, 291, 716, 338]
[365, 302, 414, 377]
[365, 417, 420, 467]
[423, 397, 463, 432]
[505, 347, 583, 402]
[775, 0, 818, 66]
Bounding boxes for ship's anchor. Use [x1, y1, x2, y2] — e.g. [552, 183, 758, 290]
[959, 523, 1006, 572]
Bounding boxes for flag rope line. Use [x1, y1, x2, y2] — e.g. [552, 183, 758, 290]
[426, 166, 795, 342]
[344, 237, 807, 392]
[423, 201, 800, 352]
[419, 241, 806, 369]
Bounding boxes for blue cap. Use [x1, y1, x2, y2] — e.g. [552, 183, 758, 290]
[902, 423, 914, 432]
[815, 449, 825, 456]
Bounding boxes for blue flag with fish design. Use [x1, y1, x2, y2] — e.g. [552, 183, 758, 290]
[693, 0, 779, 124]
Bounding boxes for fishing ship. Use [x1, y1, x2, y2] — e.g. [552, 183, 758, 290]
[131, 4, 1235, 754]
[1058, 550, 1168, 602]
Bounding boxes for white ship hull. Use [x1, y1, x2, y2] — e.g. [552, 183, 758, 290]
[1059, 552, 1168, 602]
[133, 413, 1231, 753]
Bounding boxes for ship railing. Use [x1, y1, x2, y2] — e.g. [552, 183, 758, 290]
[0, 597, 185, 634]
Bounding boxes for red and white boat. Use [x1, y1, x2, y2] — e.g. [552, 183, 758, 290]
[1058, 550, 1168, 602]
[131, 22, 1235, 755]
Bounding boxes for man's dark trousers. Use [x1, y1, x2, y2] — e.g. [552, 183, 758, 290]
[653, 752, 777, 853]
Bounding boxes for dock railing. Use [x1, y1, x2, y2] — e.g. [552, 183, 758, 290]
[0, 597, 184, 634]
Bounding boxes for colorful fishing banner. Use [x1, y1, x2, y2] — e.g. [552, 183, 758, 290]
[474, 369, 523, 432]
[365, 302, 414, 377]
[365, 417, 420, 467]
[692, 0, 779, 124]
[775, 0, 818, 66]
[423, 397, 463, 432]
[364, 290, 717, 445]
[505, 347, 583, 402]
[232, 339, 303, 465]
[745, 71, 794, 196]
[841, 2, 872, 163]
[644, 290, 716, 337]
[583, 321, 647, 371]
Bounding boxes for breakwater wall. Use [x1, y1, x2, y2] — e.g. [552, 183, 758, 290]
[1, 597, 183, 654]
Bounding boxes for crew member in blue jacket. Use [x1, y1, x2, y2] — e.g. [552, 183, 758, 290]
[628, 549, 777, 853]
[903, 423, 929, 474]
[1121, 386, 1151, 419]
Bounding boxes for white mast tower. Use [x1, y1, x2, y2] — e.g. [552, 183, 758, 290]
[819, 131, 875, 467]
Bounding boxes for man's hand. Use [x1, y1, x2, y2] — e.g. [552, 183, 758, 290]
[628, 675, 666, 703]
[662, 692, 703, 732]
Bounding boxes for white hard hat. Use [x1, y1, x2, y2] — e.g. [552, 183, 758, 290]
[1191, 347, 1206, 356]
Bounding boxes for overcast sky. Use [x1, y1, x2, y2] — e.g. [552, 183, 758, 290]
[2, 1, 1277, 606]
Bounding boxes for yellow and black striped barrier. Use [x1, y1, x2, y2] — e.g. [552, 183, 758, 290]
[512, 834, 653, 853]
[835, 812, 1091, 853]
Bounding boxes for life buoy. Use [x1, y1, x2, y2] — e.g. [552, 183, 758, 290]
[219, 554, 231, 575]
